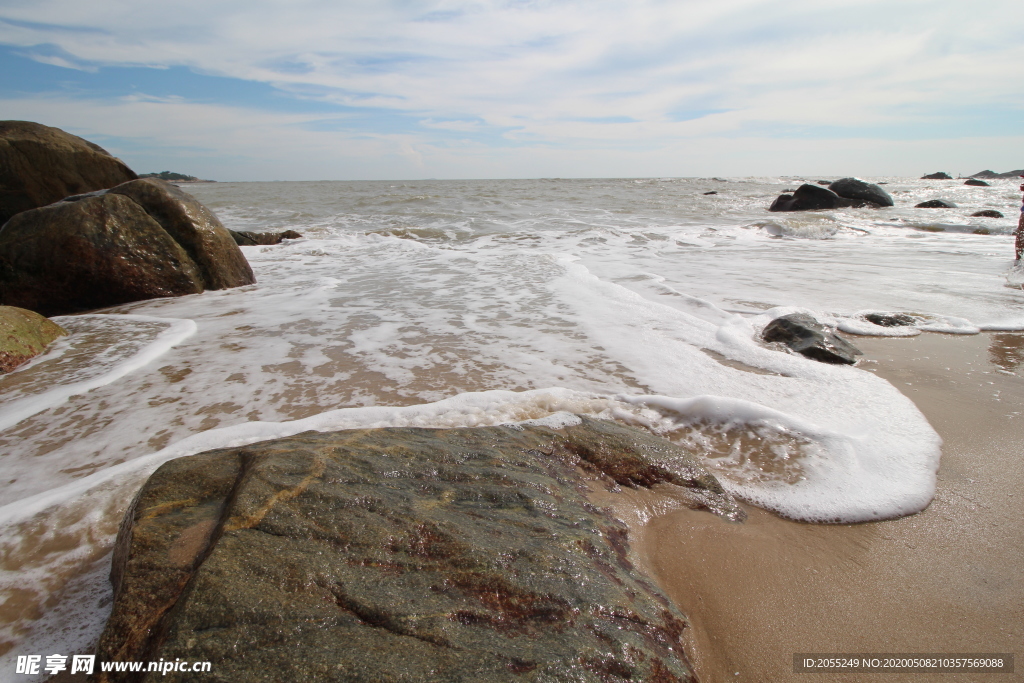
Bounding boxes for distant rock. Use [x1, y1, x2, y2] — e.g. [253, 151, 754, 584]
[0, 179, 255, 316]
[230, 229, 303, 246]
[762, 313, 861, 364]
[973, 228, 991, 235]
[971, 210, 1003, 218]
[703, 191, 717, 195]
[816, 180, 831, 185]
[920, 172, 952, 180]
[863, 312, 915, 327]
[0, 120, 137, 226]
[96, 418, 742, 682]
[970, 169, 1024, 179]
[963, 178, 989, 187]
[915, 199, 957, 208]
[0, 305, 66, 373]
[829, 177, 894, 207]
[768, 184, 882, 212]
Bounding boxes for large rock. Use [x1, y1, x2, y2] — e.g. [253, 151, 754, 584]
[828, 177, 894, 207]
[97, 418, 744, 682]
[963, 178, 990, 187]
[0, 305, 66, 373]
[915, 199, 956, 209]
[229, 229, 303, 246]
[920, 172, 952, 180]
[762, 313, 862, 365]
[768, 184, 846, 212]
[0, 179, 254, 315]
[0, 121, 137, 226]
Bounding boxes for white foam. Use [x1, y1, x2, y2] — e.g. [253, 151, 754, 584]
[0, 315, 196, 432]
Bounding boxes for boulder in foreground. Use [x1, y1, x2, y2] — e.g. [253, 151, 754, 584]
[0, 120, 137, 226]
[0, 305, 66, 373]
[97, 417, 744, 682]
[762, 313, 862, 364]
[828, 177, 894, 207]
[0, 178, 254, 315]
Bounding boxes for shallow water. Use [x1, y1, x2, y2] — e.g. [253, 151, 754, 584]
[1, 175, 1022, 673]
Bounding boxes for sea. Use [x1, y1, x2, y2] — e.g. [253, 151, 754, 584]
[1, 175, 1022, 674]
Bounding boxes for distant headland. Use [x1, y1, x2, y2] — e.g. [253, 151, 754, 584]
[139, 171, 216, 183]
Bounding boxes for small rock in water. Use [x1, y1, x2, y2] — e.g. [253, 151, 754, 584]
[971, 209, 1003, 218]
[703, 191, 718, 195]
[816, 180, 831, 185]
[230, 229, 303, 246]
[864, 312, 916, 327]
[768, 184, 844, 212]
[920, 172, 952, 180]
[963, 178, 990, 187]
[762, 313, 862, 365]
[915, 199, 957, 208]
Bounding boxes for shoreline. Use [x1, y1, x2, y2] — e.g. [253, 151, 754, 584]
[604, 332, 1022, 682]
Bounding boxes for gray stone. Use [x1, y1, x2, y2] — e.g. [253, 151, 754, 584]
[762, 313, 862, 365]
[96, 418, 743, 682]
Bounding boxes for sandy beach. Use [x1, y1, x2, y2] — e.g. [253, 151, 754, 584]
[599, 332, 1022, 682]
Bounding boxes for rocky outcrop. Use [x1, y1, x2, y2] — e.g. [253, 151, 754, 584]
[96, 418, 742, 682]
[0, 121, 137, 226]
[229, 229, 303, 246]
[828, 177, 894, 207]
[971, 210, 1004, 218]
[762, 313, 861, 365]
[0, 305, 66, 373]
[0, 179, 254, 316]
[920, 172, 952, 180]
[915, 199, 956, 208]
[963, 178, 989, 187]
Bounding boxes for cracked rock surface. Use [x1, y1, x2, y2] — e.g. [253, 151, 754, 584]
[96, 417, 742, 682]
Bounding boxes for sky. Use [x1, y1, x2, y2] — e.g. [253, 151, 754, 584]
[1, 0, 1021, 181]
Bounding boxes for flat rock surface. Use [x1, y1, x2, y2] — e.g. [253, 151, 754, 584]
[0, 120, 137, 226]
[97, 417, 742, 682]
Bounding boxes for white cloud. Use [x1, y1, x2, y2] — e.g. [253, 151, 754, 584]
[1, 0, 1021, 177]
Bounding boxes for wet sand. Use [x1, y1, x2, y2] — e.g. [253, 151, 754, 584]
[605, 332, 1023, 682]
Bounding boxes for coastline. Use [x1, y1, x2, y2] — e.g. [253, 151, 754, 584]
[602, 332, 1022, 682]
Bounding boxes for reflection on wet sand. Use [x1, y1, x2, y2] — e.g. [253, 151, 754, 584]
[988, 332, 1024, 372]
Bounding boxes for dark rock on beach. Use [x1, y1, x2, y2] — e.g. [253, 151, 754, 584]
[0, 305, 66, 373]
[971, 210, 1004, 218]
[0, 178, 254, 316]
[96, 418, 741, 682]
[863, 312, 916, 328]
[963, 178, 990, 187]
[762, 313, 862, 365]
[920, 172, 952, 180]
[828, 177, 894, 207]
[229, 229, 303, 246]
[768, 184, 882, 212]
[0, 121, 137, 226]
[768, 184, 844, 212]
[915, 199, 957, 209]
